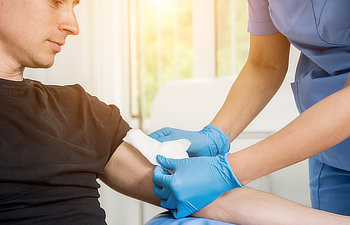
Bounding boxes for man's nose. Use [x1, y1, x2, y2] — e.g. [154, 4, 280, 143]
[58, 8, 80, 35]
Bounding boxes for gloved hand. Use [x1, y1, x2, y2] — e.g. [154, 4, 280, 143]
[149, 125, 230, 157]
[153, 153, 243, 218]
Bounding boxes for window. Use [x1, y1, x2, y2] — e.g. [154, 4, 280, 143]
[216, 0, 249, 77]
[129, 0, 193, 118]
[129, 0, 249, 122]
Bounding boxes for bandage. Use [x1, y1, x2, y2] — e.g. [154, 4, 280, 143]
[123, 129, 190, 165]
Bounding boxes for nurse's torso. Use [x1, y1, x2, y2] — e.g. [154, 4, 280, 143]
[268, 0, 350, 170]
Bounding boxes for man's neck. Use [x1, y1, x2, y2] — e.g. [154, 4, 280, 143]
[0, 72, 24, 81]
[0, 58, 24, 82]
[0, 42, 25, 81]
[0, 73, 24, 82]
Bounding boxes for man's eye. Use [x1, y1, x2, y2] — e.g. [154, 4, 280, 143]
[53, 0, 64, 7]
[73, 0, 80, 7]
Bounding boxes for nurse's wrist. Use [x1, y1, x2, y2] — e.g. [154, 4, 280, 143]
[221, 153, 244, 188]
[209, 121, 237, 142]
[227, 150, 256, 186]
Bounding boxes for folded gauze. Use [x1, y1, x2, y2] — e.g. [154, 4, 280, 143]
[123, 129, 190, 166]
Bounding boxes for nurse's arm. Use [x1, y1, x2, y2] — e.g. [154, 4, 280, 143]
[345, 74, 350, 87]
[193, 187, 350, 225]
[228, 75, 350, 185]
[211, 32, 291, 141]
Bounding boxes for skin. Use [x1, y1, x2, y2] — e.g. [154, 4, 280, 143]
[193, 187, 350, 225]
[1, 1, 350, 224]
[210, 32, 350, 185]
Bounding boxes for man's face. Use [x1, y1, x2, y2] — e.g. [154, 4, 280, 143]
[0, 0, 80, 69]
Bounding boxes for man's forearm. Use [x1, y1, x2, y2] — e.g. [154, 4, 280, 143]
[229, 85, 350, 185]
[100, 142, 350, 225]
[194, 187, 350, 225]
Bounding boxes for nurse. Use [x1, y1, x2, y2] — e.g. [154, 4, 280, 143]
[151, 0, 350, 218]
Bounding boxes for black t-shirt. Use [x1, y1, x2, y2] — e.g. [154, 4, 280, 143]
[0, 78, 131, 225]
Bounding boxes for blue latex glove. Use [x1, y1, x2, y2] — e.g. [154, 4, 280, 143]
[152, 154, 243, 218]
[149, 125, 230, 157]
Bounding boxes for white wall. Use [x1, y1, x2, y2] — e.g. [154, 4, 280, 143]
[192, 0, 216, 78]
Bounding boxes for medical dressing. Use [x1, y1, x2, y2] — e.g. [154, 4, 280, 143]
[123, 129, 190, 165]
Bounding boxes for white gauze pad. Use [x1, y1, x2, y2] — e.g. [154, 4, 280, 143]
[123, 129, 190, 165]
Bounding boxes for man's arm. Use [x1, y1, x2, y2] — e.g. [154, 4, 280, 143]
[99, 141, 350, 225]
[194, 187, 350, 225]
[99, 142, 160, 206]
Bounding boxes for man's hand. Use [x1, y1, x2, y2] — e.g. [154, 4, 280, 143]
[152, 154, 243, 218]
[149, 125, 231, 157]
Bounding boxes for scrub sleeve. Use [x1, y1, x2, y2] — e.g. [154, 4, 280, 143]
[248, 0, 350, 215]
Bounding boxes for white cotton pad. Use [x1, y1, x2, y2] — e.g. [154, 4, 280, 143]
[123, 129, 190, 165]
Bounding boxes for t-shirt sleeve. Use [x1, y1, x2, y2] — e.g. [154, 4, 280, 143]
[109, 105, 131, 158]
[81, 88, 131, 159]
[248, 0, 279, 35]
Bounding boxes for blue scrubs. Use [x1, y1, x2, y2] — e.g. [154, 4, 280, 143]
[248, 0, 350, 215]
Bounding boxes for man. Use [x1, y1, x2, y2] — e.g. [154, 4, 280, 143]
[1, 1, 350, 225]
[0, 0, 156, 224]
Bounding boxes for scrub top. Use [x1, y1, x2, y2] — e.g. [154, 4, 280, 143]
[248, 0, 350, 171]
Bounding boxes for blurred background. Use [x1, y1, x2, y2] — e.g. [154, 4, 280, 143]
[24, 0, 308, 224]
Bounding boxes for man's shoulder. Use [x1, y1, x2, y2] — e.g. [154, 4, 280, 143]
[26, 79, 95, 106]
[35, 80, 84, 92]
[27, 79, 87, 96]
